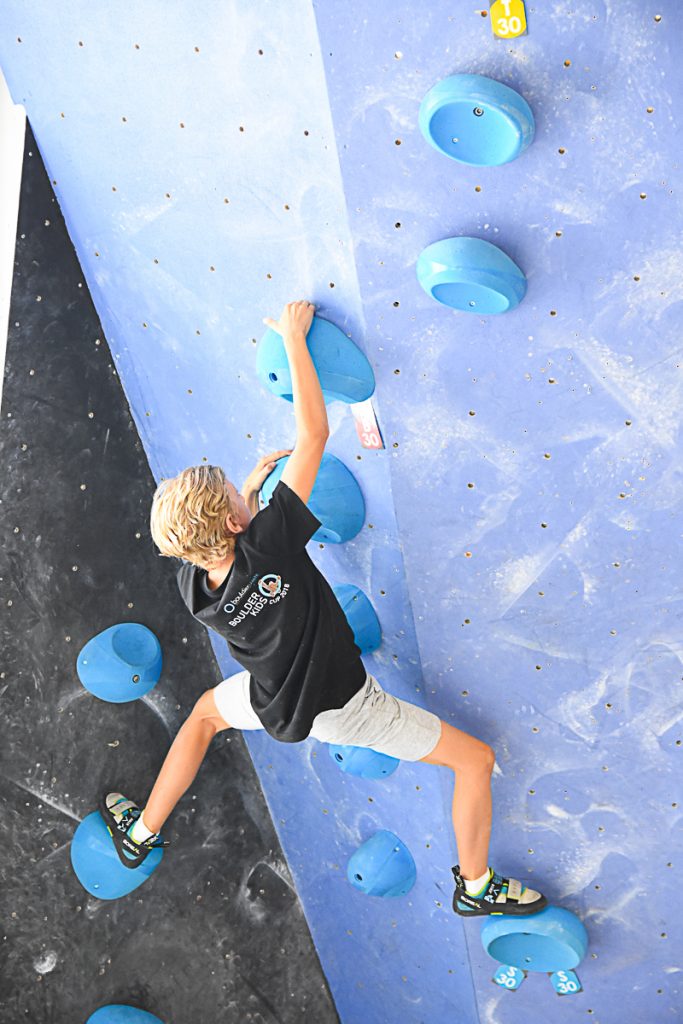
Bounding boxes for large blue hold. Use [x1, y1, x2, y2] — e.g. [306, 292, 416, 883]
[86, 1008, 164, 1024]
[347, 830, 416, 898]
[329, 744, 400, 779]
[257, 315, 375, 404]
[481, 905, 589, 973]
[332, 583, 382, 653]
[417, 236, 527, 315]
[76, 623, 162, 703]
[71, 811, 164, 900]
[419, 73, 535, 166]
[260, 453, 365, 544]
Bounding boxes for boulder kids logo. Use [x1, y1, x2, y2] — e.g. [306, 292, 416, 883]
[226, 574, 290, 628]
[258, 574, 282, 598]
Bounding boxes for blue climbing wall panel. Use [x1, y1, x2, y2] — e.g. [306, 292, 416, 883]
[1, 2, 681, 1020]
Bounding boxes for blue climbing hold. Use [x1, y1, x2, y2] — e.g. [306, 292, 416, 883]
[261, 453, 365, 544]
[417, 236, 527, 314]
[257, 316, 375, 405]
[76, 623, 162, 703]
[332, 584, 382, 653]
[481, 905, 589, 973]
[86, 1008, 164, 1024]
[329, 744, 399, 779]
[71, 811, 164, 900]
[347, 830, 416, 898]
[419, 73, 535, 166]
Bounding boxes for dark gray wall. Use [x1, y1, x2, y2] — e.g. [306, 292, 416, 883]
[0, 123, 339, 1024]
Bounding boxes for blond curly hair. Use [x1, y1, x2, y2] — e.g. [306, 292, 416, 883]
[150, 465, 237, 567]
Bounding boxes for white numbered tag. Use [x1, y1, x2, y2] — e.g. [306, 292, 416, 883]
[351, 398, 384, 450]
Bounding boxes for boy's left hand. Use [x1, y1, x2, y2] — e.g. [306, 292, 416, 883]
[240, 450, 293, 508]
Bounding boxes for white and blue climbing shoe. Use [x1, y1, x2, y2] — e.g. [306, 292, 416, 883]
[99, 791, 169, 870]
[452, 865, 547, 917]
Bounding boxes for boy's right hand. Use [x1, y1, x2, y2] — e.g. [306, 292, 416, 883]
[263, 300, 315, 339]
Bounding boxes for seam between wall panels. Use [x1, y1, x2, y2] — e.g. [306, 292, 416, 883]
[307, 2, 430, 714]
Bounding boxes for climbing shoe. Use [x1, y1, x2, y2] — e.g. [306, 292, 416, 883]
[452, 865, 547, 917]
[99, 791, 169, 870]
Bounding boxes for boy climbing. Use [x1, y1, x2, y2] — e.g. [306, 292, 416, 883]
[101, 299, 547, 918]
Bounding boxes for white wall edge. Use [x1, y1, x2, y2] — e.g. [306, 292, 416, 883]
[0, 66, 26, 409]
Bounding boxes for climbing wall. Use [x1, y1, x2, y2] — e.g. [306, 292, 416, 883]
[1, 2, 681, 1022]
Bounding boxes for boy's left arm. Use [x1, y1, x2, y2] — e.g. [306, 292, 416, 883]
[240, 449, 292, 516]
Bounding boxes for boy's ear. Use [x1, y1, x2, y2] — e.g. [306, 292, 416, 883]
[225, 513, 244, 535]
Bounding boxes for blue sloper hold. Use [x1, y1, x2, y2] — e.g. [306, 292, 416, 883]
[76, 623, 162, 703]
[417, 236, 527, 315]
[86, 1007, 165, 1024]
[347, 830, 416, 898]
[328, 744, 399, 779]
[480, 905, 589, 974]
[256, 316, 375, 405]
[419, 72, 535, 166]
[71, 811, 164, 900]
[332, 583, 382, 653]
[260, 453, 365, 544]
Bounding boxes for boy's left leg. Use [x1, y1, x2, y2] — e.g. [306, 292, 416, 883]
[311, 675, 547, 916]
[419, 719, 495, 883]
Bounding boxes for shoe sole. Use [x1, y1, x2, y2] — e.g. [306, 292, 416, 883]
[454, 895, 548, 917]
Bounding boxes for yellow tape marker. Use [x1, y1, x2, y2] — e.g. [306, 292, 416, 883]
[490, 0, 528, 38]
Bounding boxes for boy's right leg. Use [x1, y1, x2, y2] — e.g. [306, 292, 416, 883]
[140, 687, 232, 834]
[103, 671, 261, 858]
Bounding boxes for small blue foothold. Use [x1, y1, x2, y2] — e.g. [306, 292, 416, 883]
[86, 1007, 165, 1024]
[76, 623, 163, 703]
[329, 744, 399, 779]
[332, 584, 382, 653]
[481, 905, 589, 974]
[256, 316, 375, 405]
[347, 830, 416, 898]
[417, 236, 527, 314]
[419, 73, 535, 166]
[261, 453, 365, 544]
[71, 811, 164, 900]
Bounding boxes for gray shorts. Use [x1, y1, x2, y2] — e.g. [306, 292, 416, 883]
[213, 670, 442, 762]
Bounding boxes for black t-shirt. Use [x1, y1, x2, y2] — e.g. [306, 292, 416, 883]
[176, 480, 366, 742]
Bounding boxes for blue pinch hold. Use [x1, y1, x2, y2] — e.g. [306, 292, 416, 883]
[329, 744, 399, 779]
[71, 811, 164, 900]
[86, 1007, 165, 1024]
[260, 453, 365, 544]
[76, 623, 162, 703]
[256, 315, 375, 405]
[416, 236, 527, 314]
[332, 583, 382, 653]
[347, 830, 416, 898]
[419, 73, 535, 166]
[480, 905, 589, 974]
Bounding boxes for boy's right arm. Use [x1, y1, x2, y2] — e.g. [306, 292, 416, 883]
[262, 300, 329, 505]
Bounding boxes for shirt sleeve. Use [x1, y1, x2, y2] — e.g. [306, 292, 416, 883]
[245, 480, 321, 555]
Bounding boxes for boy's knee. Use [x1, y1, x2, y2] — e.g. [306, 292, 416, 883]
[191, 688, 219, 720]
[483, 745, 496, 770]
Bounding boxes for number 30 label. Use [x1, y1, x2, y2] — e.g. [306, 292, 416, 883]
[490, 0, 527, 38]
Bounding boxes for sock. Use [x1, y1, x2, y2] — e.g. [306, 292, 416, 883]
[129, 812, 155, 844]
[464, 867, 492, 895]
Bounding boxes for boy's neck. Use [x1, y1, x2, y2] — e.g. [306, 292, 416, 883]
[206, 554, 235, 590]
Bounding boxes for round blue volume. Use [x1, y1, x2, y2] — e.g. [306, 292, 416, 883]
[261, 453, 365, 544]
[257, 315, 375, 405]
[416, 236, 527, 314]
[480, 905, 589, 973]
[419, 73, 535, 166]
[76, 623, 163, 703]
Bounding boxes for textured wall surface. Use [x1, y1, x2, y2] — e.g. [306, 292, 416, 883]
[1, 2, 682, 1022]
